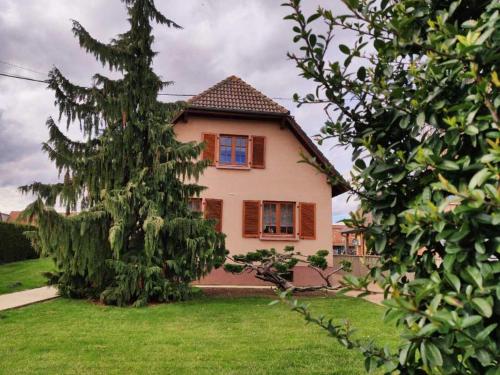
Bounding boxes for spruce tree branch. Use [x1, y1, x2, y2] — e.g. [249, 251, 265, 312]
[71, 20, 130, 71]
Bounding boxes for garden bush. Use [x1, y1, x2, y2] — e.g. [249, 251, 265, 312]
[281, 0, 500, 373]
[0, 222, 38, 264]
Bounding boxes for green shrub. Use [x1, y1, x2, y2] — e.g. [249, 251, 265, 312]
[0, 222, 38, 264]
[283, 0, 499, 373]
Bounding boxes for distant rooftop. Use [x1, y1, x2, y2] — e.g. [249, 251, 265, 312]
[187, 75, 289, 115]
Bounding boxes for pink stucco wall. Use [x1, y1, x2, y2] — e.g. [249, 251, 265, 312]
[174, 115, 332, 261]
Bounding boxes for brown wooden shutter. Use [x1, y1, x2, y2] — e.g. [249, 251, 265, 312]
[205, 198, 223, 232]
[251, 136, 265, 168]
[242, 200, 260, 237]
[202, 133, 216, 166]
[299, 202, 316, 239]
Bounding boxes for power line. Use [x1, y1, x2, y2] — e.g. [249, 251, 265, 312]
[0, 70, 357, 102]
[0, 60, 47, 76]
[0, 72, 48, 83]
[158, 93, 193, 97]
[0, 71, 297, 100]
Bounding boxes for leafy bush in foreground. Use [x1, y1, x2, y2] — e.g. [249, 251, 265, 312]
[282, 0, 500, 373]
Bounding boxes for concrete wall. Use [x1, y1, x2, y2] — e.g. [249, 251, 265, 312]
[332, 255, 380, 276]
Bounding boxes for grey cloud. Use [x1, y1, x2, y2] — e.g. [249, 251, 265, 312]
[0, 0, 354, 218]
[0, 111, 40, 164]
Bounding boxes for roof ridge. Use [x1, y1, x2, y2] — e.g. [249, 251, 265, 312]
[231, 76, 289, 114]
[186, 76, 233, 105]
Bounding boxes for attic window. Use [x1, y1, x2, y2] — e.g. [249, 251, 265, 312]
[219, 135, 248, 166]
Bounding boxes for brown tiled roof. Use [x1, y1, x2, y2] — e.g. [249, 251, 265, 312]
[7, 211, 37, 225]
[7, 211, 21, 223]
[187, 76, 289, 114]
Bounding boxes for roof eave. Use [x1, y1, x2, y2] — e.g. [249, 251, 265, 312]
[173, 106, 288, 122]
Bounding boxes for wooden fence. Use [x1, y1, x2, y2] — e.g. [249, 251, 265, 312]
[332, 254, 380, 277]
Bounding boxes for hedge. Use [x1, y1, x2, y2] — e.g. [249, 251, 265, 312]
[0, 222, 38, 264]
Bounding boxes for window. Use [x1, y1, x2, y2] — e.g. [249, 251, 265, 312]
[243, 200, 315, 240]
[203, 134, 265, 169]
[188, 198, 202, 213]
[219, 135, 248, 166]
[188, 198, 223, 232]
[262, 201, 295, 236]
[333, 246, 345, 255]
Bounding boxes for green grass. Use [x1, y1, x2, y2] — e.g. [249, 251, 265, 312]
[0, 258, 54, 294]
[0, 295, 400, 374]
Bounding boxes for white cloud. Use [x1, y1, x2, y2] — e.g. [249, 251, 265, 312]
[0, 186, 36, 213]
[332, 192, 359, 223]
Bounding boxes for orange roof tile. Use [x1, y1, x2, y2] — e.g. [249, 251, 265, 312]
[187, 76, 289, 114]
[7, 211, 37, 225]
[7, 211, 21, 223]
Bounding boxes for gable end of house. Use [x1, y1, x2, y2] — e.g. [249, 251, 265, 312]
[173, 76, 348, 197]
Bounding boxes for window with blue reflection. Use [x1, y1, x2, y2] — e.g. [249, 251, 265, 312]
[219, 136, 232, 164]
[235, 137, 247, 165]
[218, 135, 247, 165]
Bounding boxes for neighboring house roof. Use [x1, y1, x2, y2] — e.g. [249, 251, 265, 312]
[174, 76, 348, 197]
[7, 211, 20, 223]
[6, 211, 31, 224]
[0, 212, 9, 222]
[332, 224, 362, 246]
[6, 210, 73, 225]
[7, 211, 39, 225]
[332, 224, 348, 246]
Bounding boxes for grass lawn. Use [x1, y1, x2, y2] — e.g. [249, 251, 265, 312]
[0, 258, 54, 294]
[0, 294, 399, 374]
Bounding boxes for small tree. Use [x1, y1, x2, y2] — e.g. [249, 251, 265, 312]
[224, 246, 351, 292]
[280, 0, 499, 373]
[20, 0, 225, 306]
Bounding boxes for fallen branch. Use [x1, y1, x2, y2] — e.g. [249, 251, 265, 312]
[224, 247, 351, 293]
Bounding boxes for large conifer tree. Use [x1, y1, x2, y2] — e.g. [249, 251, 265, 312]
[20, 0, 225, 306]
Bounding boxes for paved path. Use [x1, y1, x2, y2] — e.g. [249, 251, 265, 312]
[0, 286, 58, 311]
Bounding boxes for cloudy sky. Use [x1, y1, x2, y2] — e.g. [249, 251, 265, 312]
[0, 0, 357, 222]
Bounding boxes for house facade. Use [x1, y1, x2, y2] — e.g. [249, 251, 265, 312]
[332, 224, 366, 255]
[174, 76, 346, 285]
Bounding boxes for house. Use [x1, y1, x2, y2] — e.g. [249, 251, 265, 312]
[173, 76, 347, 285]
[0, 212, 9, 222]
[332, 224, 366, 255]
[6, 211, 36, 225]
